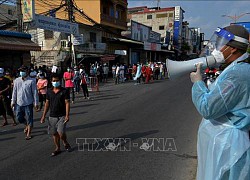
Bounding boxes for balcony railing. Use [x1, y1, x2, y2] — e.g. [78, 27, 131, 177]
[101, 14, 116, 24]
[74, 42, 107, 53]
[101, 14, 127, 29]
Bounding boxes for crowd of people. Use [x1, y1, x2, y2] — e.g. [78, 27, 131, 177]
[0, 61, 167, 156]
[0, 61, 167, 126]
[112, 61, 167, 85]
[0, 65, 73, 156]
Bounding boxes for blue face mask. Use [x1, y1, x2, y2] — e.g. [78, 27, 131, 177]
[20, 71, 26, 77]
[0, 73, 4, 77]
[52, 81, 60, 87]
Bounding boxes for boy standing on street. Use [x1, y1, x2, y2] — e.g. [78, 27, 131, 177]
[40, 73, 71, 157]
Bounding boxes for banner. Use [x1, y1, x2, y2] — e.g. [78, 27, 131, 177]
[30, 14, 79, 35]
[144, 42, 161, 51]
[173, 21, 180, 48]
[22, 0, 35, 22]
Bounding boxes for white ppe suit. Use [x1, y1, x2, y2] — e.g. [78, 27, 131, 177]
[192, 53, 250, 180]
[134, 65, 142, 81]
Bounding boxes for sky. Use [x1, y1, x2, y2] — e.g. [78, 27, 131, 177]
[128, 0, 250, 39]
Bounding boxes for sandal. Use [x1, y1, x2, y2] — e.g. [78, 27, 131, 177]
[25, 136, 32, 140]
[51, 150, 61, 157]
[2, 122, 8, 126]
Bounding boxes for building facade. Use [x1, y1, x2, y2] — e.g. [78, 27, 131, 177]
[128, 6, 185, 50]
[0, 4, 17, 28]
[0, 4, 40, 69]
[32, 0, 129, 67]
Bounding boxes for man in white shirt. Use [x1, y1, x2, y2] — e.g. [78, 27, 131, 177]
[11, 65, 39, 140]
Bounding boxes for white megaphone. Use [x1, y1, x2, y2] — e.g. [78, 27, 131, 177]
[166, 55, 216, 79]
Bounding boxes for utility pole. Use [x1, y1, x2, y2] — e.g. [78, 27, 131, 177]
[16, 0, 23, 32]
[222, 13, 250, 23]
[66, 0, 75, 67]
[157, 0, 160, 10]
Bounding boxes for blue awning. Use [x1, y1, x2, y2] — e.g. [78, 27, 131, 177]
[0, 30, 31, 39]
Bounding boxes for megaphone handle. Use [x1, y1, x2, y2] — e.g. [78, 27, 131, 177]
[205, 57, 210, 69]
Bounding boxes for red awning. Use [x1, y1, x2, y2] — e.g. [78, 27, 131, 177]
[0, 36, 41, 51]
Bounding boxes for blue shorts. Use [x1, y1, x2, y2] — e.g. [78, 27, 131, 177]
[15, 104, 34, 127]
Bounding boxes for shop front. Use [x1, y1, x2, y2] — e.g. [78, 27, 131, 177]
[0, 30, 41, 70]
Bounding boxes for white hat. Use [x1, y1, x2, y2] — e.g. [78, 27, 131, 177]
[0, 68, 4, 74]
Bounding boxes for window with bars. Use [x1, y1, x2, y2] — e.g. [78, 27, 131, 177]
[8, 9, 13, 15]
[90, 32, 96, 42]
[147, 15, 152, 19]
[156, 13, 168, 18]
[159, 26, 165, 30]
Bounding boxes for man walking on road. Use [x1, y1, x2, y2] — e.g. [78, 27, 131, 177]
[63, 67, 75, 104]
[11, 65, 39, 140]
[0, 68, 17, 126]
[41, 73, 71, 157]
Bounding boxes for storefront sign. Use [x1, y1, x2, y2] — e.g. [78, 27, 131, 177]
[101, 55, 116, 62]
[30, 14, 79, 35]
[144, 42, 161, 51]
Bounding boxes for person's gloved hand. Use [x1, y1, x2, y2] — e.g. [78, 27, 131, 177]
[190, 63, 202, 83]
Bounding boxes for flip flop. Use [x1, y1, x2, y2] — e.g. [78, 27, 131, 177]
[2, 122, 8, 126]
[51, 150, 61, 157]
[25, 136, 32, 140]
[64, 144, 72, 152]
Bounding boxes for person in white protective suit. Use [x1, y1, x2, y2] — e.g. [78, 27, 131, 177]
[190, 25, 250, 180]
[133, 63, 142, 85]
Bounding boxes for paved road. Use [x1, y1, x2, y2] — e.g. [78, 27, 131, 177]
[0, 76, 202, 180]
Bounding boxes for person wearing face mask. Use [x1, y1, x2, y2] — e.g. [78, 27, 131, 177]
[29, 68, 37, 82]
[40, 73, 71, 157]
[190, 25, 250, 180]
[37, 73, 48, 111]
[0, 68, 17, 126]
[63, 67, 75, 104]
[11, 65, 39, 140]
[72, 66, 81, 94]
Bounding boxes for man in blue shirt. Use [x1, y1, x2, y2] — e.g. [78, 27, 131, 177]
[11, 65, 39, 140]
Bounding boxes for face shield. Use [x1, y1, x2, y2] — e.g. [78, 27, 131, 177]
[200, 27, 236, 57]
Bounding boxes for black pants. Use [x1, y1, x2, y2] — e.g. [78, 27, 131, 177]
[39, 94, 46, 110]
[0, 96, 13, 116]
[74, 80, 81, 93]
[137, 75, 141, 84]
[81, 84, 89, 98]
[66, 87, 75, 101]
